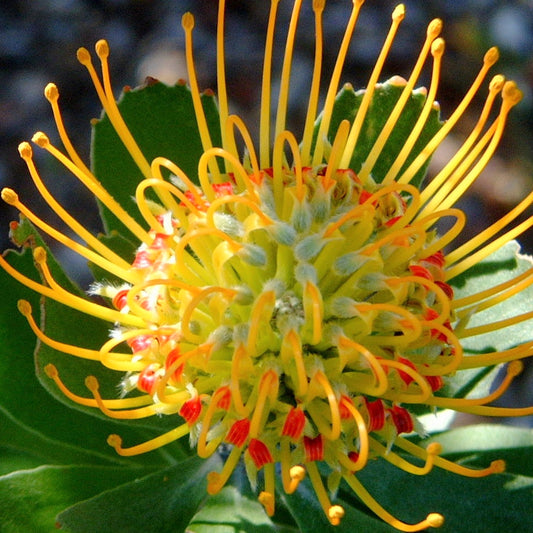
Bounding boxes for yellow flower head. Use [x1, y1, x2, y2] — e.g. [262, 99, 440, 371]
[1, 1, 531, 531]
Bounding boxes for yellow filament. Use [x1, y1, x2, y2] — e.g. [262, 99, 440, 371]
[323, 203, 374, 239]
[399, 48, 501, 186]
[249, 370, 278, 439]
[182, 286, 236, 344]
[98, 329, 158, 372]
[312, 0, 365, 167]
[452, 267, 533, 310]
[395, 436, 505, 478]
[418, 324, 463, 375]
[230, 344, 252, 417]
[259, 0, 281, 168]
[85, 375, 177, 419]
[312, 371, 341, 441]
[206, 195, 273, 230]
[323, 119, 351, 184]
[300, 0, 325, 164]
[338, 398, 369, 471]
[340, 4, 405, 168]
[447, 191, 533, 265]
[198, 147, 257, 201]
[44, 83, 92, 177]
[417, 73, 505, 200]
[278, 131, 305, 201]
[216, 0, 229, 155]
[281, 330, 309, 396]
[455, 271, 533, 321]
[359, 224, 423, 257]
[1, 188, 138, 284]
[181, 14, 220, 182]
[459, 308, 533, 339]
[358, 17, 443, 183]
[19, 142, 138, 266]
[19, 300, 100, 361]
[354, 302, 423, 345]
[0, 251, 144, 328]
[197, 388, 228, 458]
[247, 290, 276, 357]
[337, 336, 389, 396]
[32, 133, 150, 244]
[44, 364, 152, 409]
[274, 0, 303, 140]
[155, 345, 212, 404]
[135, 178, 189, 231]
[225, 114, 261, 179]
[151, 156, 205, 210]
[417, 208, 466, 257]
[382, 37, 445, 184]
[446, 216, 533, 281]
[427, 82, 522, 218]
[306, 461, 345, 526]
[380, 359, 433, 403]
[207, 446, 244, 494]
[370, 437, 442, 475]
[304, 281, 323, 345]
[259, 463, 276, 516]
[429, 361, 522, 408]
[458, 343, 533, 369]
[107, 424, 190, 456]
[386, 276, 451, 326]
[343, 473, 444, 531]
[93, 41, 152, 179]
[280, 441, 305, 493]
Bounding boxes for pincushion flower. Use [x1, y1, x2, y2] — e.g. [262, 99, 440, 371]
[1, 0, 532, 531]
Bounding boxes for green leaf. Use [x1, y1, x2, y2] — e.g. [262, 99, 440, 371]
[92, 81, 221, 238]
[57, 455, 221, 533]
[0, 464, 154, 533]
[313, 82, 442, 186]
[451, 241, 533, 353]
[187, 486, 280, 533]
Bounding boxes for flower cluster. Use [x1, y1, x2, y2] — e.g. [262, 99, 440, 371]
[2, 1, 532, 531]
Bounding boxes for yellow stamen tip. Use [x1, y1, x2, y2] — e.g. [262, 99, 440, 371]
[258, 491, 275, 516]
[33, 246, 47, 264]
[427, 18, 443, 39]
[182, 12, 195, 30]
[44, 363, 58, 379]
[17, 299, 32, 316]
[76, 47, 91, 65]
[431, 37, 445, 57]
[32, 131, 49, 148]
[107, 434, 122, 450]
[1, 188, 18, 205]
[290, 465, 306, 481]
[484, 46, 499, 66]
[392, 4, 406, 21]
[502, 81, 523, 105]
[206, 471, 222, 495]
[354, 0, 366, 7]
[491, 460, 506, 474]
[328, 505, 345, 526]
[426, 442, 443, 456]
[427, 513, 445, 528]
[95, 39, 109, 59]
[18, 142, 32, 160]
[489, 74, 505, 92]
[508, 360, 524, 377]
[44, 83, 59, 102]
[313, 0, 325, 12]
[85, 375, 99, 392]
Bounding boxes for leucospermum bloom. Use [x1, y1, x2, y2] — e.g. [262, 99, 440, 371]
[2, 0, 532, 531]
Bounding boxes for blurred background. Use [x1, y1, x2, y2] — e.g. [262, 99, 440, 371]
[0, 0, 532, 421]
